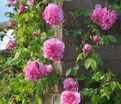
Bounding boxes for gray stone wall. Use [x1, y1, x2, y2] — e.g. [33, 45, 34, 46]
[62, 0, 121, 73]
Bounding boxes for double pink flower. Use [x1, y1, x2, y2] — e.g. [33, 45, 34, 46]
[42, 38, 65, 61]
[63, 78, 79, 92]
[24, 60, 53, 82]
[43, 3, 64, 25]
[90, 4, 117, 30]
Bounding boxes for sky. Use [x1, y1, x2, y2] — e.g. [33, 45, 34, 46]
[0, 1, 13, 50]
[0, 0, 13, 23]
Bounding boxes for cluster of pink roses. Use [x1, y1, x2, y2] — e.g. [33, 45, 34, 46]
[5, 1, 119, 103]
[7, 1, 65, 80]
[24, 38, 65, 81]
[24, 60, 53, 82]
[60, 78, 81, 104]
[90, 4, 117, 30]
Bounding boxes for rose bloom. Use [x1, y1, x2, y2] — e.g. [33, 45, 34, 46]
[82, 44, 92, 54]
[27, 0, 35, 6]
[90, 4, 103, 25]
[92, 35, 101, 43]
[32, 31, 38, 36]
[6, 22, 14, 29]
[100, 10, 117, 30]
[24, 60, 53, 81]
[18, 2, 25, 13]
[6, 39, 15, 50]
[7, 0, 16, 5]
[42, 38, 65, 61]
[90, 4, 117, 30]
[43, 3, 64, 25]
[60, 91, 81, 104]
[63, 78, 78, 92]
[40, 65, 53, 76]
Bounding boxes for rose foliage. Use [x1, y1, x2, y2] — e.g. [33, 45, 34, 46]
[0, 0, 121, 104]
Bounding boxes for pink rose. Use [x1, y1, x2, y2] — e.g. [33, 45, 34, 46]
[90, 4, 103, 24]
[6, 22, 14, 29]
[27, 0, 35, 6]
[92, 35, 101, 43]
[82, 44, 92, 54]
[42, 38, 65, 61]
[60, 91, 81, 104]
[24, 60, 53, 81]
[7, 0, 16, 5]
[32, 31, 38, 36]
[90, 4, 117, 30]
[6, 39, 15, 50]
[63, 78, 78, 92]
[18, 2, 25, 13]
[43, 3, 64, 25]
[41, 65, 53, 76]
[24, 60, 43, 81]
[100, 10, 117, 30]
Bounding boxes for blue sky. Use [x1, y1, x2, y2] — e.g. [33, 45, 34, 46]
[0, 0, 12, 23]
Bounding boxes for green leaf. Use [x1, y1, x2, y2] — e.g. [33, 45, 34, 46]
[66, 65, 79, 77]
[66, 68, 72, 77]
[91, 94, 98, 104]
[85, 58, 97, 70]
[81, 88, 94, 96]
[100, 36, 109, 45]
[13, 51, 21, 60]
[93, 53, 103, 65]
[110, 81, 117, 91]
[107, 35, 117, 43]
[76, 53, 83, 63]
[85, 59, 91, 69]
[100, 87, 111, 100]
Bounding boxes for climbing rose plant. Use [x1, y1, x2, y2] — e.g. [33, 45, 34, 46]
[0, 0, 121, 104]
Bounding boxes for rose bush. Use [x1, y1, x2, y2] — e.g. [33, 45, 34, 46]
[0, 0, 121, 104]
[0, 0, 64, 103]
